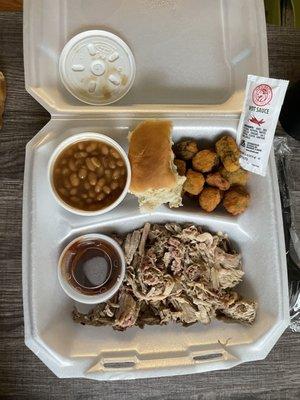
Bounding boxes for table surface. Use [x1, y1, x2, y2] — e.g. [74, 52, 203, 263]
[1, 9, 300, 400]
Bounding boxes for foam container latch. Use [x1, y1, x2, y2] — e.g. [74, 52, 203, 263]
[22, 0, 289, 380]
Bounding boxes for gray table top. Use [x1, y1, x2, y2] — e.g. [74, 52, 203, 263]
[1, 11, 300, 400]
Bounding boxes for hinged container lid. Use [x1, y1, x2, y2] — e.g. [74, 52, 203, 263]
[24, 0, 268, 115]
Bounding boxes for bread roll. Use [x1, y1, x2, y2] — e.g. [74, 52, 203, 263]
[128, 120, 185, 212]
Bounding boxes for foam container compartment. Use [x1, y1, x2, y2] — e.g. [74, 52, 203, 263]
[22, 0, 290, 380]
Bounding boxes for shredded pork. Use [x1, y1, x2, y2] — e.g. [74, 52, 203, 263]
[73, 223, 257, 330]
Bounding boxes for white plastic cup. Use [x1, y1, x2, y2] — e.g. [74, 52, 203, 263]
[58, 233, 126, 304]
[48, 132, 131, 216]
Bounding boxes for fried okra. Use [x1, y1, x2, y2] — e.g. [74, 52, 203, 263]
[183, 169, 205, 195]
[206, 172, 230, 191]
[174, 159, 187, 176]
[219, 166, 248, 186]
[174, 140, 198, 160]
[199, 187, 222, 212]
[223, 186, 250, 215]
[215, 136, 240, 172]
[192, 149, 218, 173]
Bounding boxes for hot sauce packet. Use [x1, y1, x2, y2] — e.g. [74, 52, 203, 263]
[237, 75, 289, 176]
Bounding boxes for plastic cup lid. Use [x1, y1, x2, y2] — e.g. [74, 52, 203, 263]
[59, 30, 136, 106]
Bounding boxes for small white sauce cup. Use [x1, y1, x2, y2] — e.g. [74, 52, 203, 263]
[48, 132, 131, 216]
[58, 233, 126, 304]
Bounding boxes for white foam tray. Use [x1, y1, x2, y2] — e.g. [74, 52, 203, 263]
[23, 117, 289, 380]
[22, 0, 290, 380]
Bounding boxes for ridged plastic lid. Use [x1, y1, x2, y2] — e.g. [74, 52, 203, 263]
[59, 30, 136, 105]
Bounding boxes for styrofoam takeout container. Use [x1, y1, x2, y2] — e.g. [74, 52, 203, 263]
[22, 0, 289, 380]
[48, 132, 131, 216]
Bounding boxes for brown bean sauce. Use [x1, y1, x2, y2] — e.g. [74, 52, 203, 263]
[61, 238, 122, 295]
[52, 140, 127, 211]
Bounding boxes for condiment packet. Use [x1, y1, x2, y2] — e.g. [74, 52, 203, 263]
[237, 75, 289, 176]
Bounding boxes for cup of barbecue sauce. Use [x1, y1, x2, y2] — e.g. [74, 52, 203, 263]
[58, 234, 125, 304]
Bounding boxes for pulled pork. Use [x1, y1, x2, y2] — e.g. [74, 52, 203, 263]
[73, 223, 257, 330]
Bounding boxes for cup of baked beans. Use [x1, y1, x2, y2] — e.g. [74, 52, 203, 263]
[48, 132, 131, 215]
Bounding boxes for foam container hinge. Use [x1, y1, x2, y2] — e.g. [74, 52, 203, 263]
[22, 0, 290, 380]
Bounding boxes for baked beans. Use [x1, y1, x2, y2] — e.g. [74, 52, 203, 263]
[53, 140, 127, 211]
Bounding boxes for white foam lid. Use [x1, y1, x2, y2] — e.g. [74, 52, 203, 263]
[24, 0, 268, 115]
[59, 30, 136, 105]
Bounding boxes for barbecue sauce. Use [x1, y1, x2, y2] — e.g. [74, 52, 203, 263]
[61, 238, 122, 295]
